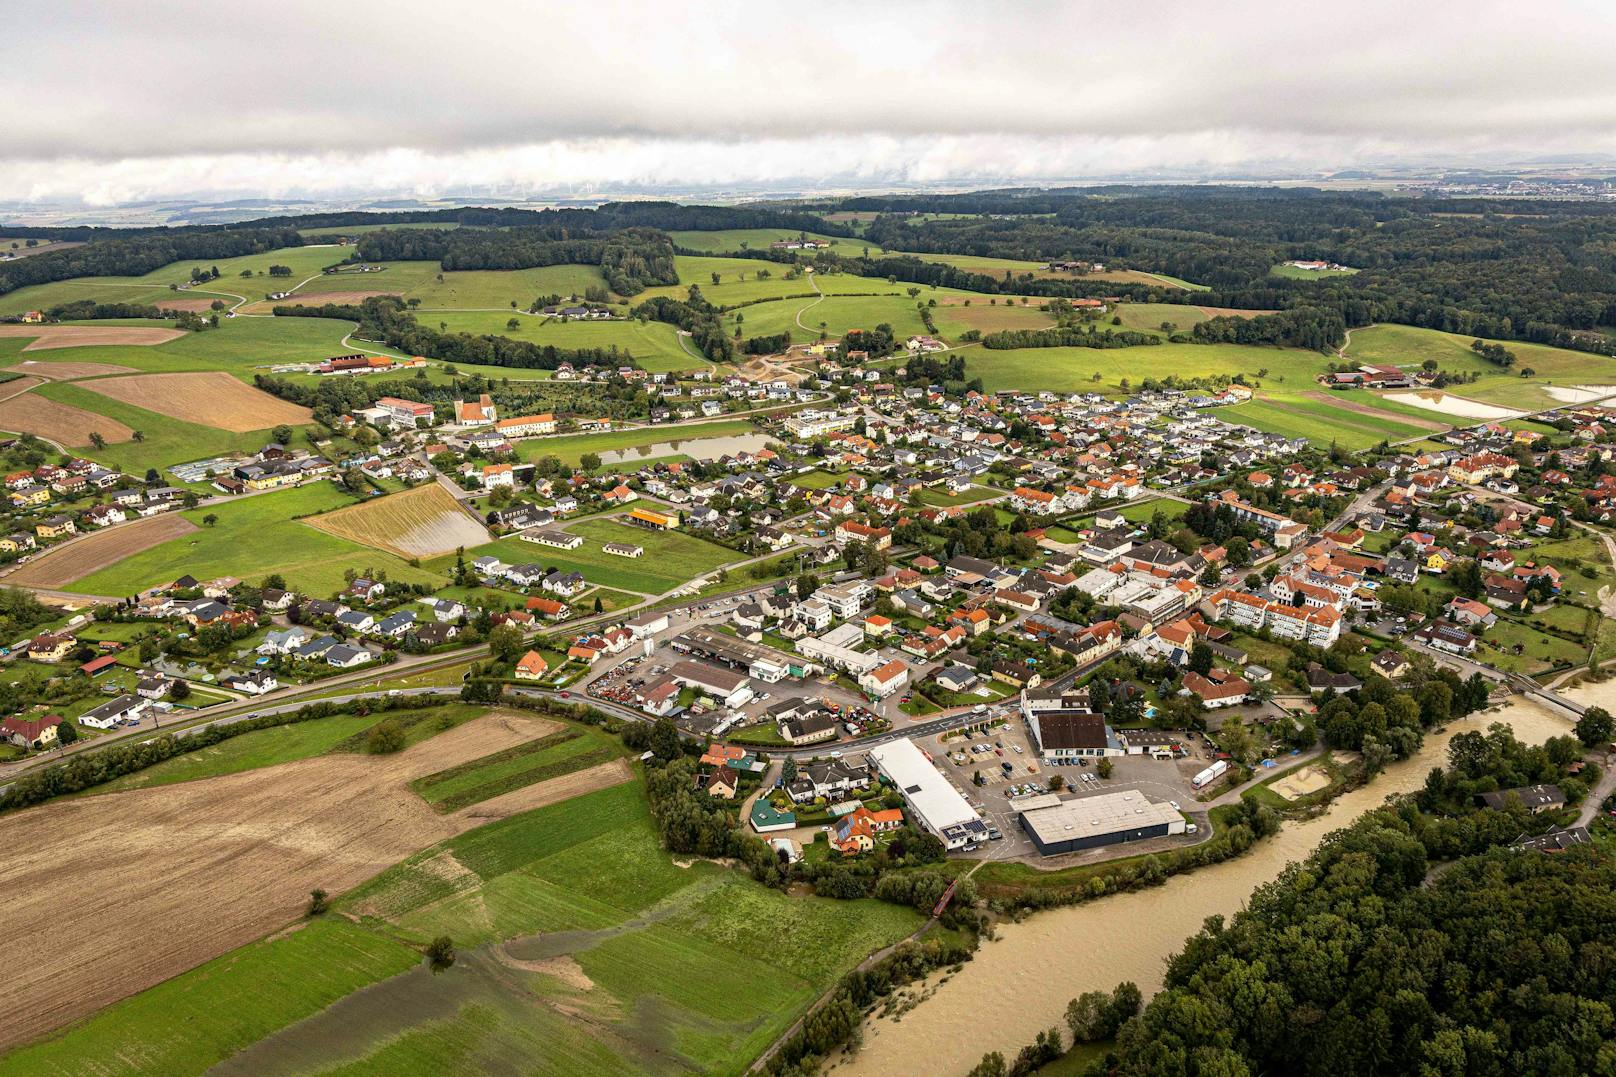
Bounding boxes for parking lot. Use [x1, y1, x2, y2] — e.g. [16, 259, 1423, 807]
[915, 720, 1221, 863]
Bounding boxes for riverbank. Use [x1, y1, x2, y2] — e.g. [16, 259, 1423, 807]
[832, 695, 1572, 1076]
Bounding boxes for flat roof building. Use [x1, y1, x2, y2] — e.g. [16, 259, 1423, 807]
[867, 739, 987, 850]
[1019, 790, 1185, 856]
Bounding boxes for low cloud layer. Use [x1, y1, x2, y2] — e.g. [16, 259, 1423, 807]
[6, 0, 1612, 205]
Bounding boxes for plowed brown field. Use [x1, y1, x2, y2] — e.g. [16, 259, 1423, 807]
[0, 389, 132, 445]
[4, 513, 198, 588]
[77, 371, 313, 432]
[0, 325, 184, 350]
[0, 709, 569, 1050]
[3, 359, 137, 380]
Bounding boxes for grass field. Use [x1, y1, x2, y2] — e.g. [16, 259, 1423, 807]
[1225, 391, 1435, 451]
[71, 482, 443, 596]
[514, 419, 757, 467]
[440, 516, 738, 594]
[426, 310, 695, 372]
[1069, 497, 1188, 530]
[966, 340, 1332, 394]
[737, 291, 934, 341]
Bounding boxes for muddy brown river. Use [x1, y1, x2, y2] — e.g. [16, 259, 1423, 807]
[836, 698, 1573, 1076]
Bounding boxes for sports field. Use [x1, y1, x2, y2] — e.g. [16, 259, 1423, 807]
[305, 483, 492, 559]
[70, 482, 442, 596]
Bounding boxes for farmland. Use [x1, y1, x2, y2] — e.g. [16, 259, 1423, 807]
[0, 324, 184, 350]
[427, 310, 695, 372]
[7, 775, 920, 1076]
[3, 512, 199, 590]
[409, 722, 628, 813]
[70, 482, 442, 596]
[964, 339, 1334, 394]
[668, 228, 872, 255]
[0, 707, 563, 1054]
[76, 370, 312, 431]
[1343, 324, 1616, 410]
[305, 483, 491, 559]
[1271, 263, 1360, 280]
[1224, 391, 1437, 451]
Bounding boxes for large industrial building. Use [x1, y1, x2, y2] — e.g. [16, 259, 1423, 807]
[1017, 790, 1186, 855]
[867, 739, 988, 850]
[1025, 707, 1123, 760]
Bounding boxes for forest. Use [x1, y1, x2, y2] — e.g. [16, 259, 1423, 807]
[0, 227, 302, 298]
[1089, 725, 1614, 1077]
[843, 187, 1616, 354]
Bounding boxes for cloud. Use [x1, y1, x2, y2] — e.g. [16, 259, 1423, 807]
[4, 0, 1612, 205]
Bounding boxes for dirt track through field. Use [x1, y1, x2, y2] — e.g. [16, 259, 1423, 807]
[1298, 390, 1449, 431]
[0, 325, 184, 350]
[0, 709, 568, 1050]
[4, 359, 137, 380]
[77, 371, 313, 432]
[0, 388, 133, 445]
[4, 513, 199, 588]
[284, 290, 396, 305]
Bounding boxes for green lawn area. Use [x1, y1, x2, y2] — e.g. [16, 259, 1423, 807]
[440, 516, 737, 594]
[1068, 497, 1187, 530]
[787, 468, 845, 491]
[916, 484, 1000, 507]
[929, 299, 1057, 338]
[402, 264, 611, 308]
[736, 290, 935, 341]
[514, 419, 757, 468]
[70, 482, 443, 597]
[1477, 618, 1588, 677]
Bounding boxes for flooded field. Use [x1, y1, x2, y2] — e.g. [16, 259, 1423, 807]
[1542, 384, 1616, 404]
[837, 697, 1573, 1076]
[1382, 391, 1526, 420]
[599, 432, 775, 464]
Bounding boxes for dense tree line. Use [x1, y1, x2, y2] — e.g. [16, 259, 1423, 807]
[599, 228, 679, 294]
[1190, 306, 1346, 351]
[981, 326, 1162, 350]
[355, 227, 603, 268]
[242, 200, 853, 238]
[1105, 727, 1613, 1077]
[743, 331, 792, 354]
[632, 291, 733, 362]
[0, 227, 301, 298]
[273, 296, 633, 371]
[43, 300, 177, 321]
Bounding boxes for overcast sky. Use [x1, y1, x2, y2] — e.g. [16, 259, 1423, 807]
[6, 0, 1614, 206]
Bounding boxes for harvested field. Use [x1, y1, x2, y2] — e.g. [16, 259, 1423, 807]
[1298, 390, 1448, 431]
[282, 289, 396, 305]
[304, 483, 491, 558]
[0, 388, 133, 445]
[3, 359, 137, 381]
[0, 709, 564, 1051]
[4, 513, 199, 589]
[78, 371, 313, 432]
[0, 325, 184, 351]
[0, 375, 42, 402]
[154, 297, 218, 313]
[459, 757, 632, 822]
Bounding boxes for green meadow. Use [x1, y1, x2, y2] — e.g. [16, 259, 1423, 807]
[71, 482, 441, 597]
[1224, 391, 1434, 451]
[965, 339, 1332, 394]
[1343, 323, 1616, 410]
[1270, 263, 1360, 280]
[668, 228, 875, 255]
